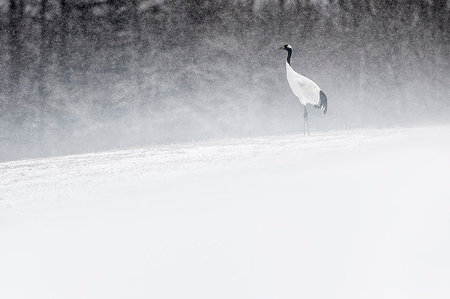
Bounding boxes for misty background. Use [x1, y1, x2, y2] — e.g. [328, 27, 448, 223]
[0, 0, 449, 161]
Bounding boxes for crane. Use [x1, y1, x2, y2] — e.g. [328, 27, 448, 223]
[278, 44, 327, 135]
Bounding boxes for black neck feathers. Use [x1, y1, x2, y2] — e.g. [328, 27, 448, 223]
[286, 48, 292, 65]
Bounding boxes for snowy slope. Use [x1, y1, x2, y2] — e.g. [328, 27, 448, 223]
[1, 126, 450, 299]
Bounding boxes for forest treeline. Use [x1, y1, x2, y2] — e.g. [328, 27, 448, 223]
[0, 0, 449, 161]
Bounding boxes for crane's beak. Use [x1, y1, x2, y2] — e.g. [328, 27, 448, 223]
[276, 46, 284, 50]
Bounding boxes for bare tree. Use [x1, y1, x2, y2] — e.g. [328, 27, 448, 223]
[8, 0, 24, 95]
[58, 0, 70, 84]
[37, 0, 49, 98]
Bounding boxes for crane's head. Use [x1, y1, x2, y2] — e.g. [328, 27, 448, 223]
[278, 44, 292, 51]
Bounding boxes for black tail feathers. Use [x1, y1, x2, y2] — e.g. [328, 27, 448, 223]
[314, 90, 328, 115]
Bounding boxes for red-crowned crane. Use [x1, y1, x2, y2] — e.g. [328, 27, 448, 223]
[279, 44, 327, 135]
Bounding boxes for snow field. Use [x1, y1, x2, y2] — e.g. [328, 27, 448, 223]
[1, 126, 450, 299]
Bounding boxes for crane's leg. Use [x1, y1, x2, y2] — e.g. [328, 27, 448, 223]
[303, 106, 309, 136]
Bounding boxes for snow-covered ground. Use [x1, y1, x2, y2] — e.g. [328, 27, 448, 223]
[1, 126, 450, 299]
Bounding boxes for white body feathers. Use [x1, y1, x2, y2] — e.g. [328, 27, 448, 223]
[286, 61, 321, 107]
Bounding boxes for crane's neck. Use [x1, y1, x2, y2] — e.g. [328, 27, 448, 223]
[286, 48, 292, 65]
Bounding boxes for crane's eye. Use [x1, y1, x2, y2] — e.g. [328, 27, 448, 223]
[284, 44, 288, 48]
